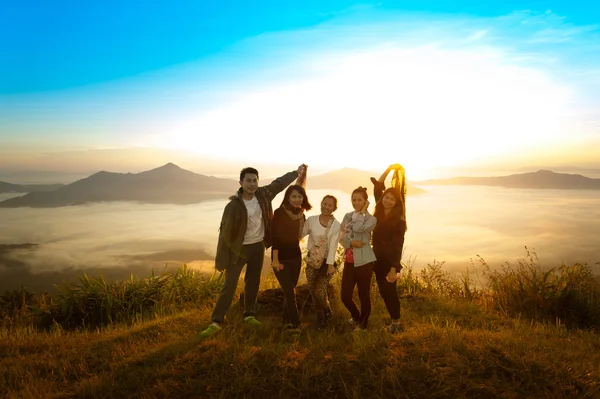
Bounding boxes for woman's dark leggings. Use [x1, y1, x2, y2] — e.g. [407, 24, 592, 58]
[274, 257, 302, 327]
[341, 261, 374, 329]
[374, 261, 401, 320]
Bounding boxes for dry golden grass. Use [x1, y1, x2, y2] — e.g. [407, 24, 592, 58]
[2, 252, 600, 399]
[2, 294, 600, 399]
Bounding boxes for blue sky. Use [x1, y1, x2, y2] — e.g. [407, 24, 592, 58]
[1, 1, 599, 178]
[2, 1, 599, 92]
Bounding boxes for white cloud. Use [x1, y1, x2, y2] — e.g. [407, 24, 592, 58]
[160, 10, 597, 176]
[166, 43, 573, 177]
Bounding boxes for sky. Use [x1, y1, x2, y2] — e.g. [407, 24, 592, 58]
[1, 1, 600, 181]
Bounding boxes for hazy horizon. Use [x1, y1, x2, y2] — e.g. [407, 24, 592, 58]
[2, 158, 600, 186]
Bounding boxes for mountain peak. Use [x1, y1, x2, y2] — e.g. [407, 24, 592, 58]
[158, 162, 181, 170]
[141, 163, 186, 175]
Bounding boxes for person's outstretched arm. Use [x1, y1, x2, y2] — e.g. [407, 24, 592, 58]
[263, 164, 304, 200]
[295, 165, 307, 188]
[371, 164, 402, 203]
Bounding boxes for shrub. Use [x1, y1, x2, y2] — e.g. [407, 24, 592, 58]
[478, 248, 600, 329]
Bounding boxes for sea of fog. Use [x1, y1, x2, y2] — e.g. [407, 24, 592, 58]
[1, 187, 599, 292]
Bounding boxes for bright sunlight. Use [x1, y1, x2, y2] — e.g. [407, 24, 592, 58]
[165, 45, 572, 179]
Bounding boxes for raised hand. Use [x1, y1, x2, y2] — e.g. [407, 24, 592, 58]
[361, 199, 370, 214]
[297, 164, 307, 175]
[296, 164, 307, 187]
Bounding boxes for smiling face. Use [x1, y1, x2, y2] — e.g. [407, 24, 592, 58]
[351, 192, 366, 212]
[382, 192, 397, 210]
[320, 197, 336, 216]
[288, 189, 304, 209]
[240, 173, 258, 197]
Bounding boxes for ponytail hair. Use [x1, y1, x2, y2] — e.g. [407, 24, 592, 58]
[351, 186, 368, 200]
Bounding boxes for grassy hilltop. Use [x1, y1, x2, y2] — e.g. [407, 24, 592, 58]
[1, 252, 600, 399]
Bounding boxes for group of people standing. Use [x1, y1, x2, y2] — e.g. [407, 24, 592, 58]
[199, 163, 407, 339]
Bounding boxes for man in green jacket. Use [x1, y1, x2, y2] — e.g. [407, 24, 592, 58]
[199, 164, 306, 338]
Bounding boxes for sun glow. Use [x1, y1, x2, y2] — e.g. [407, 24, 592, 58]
[165, 45, 572, 179]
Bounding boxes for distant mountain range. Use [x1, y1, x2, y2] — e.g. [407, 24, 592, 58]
[413, 170, 600, 190]
[0, 181, 64, 194]
[0, 163, 239, 208]
[0, 164, 425, 208]
[4, 165, 595, 208]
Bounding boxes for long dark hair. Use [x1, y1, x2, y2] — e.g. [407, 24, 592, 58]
[374, 187, 405, 223]
[280, 184, 312, 211]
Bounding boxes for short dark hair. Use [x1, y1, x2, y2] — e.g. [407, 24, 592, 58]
[240, 167, 259, 181]
[322, 195, 338, 211]
[280, 184, 312, 211]
[351, 186, 368, 200]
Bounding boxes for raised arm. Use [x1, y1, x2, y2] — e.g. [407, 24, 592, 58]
[379, 165, 397, 183]
[263, 171, 298, 200]
[295, 164, 307, 188]
[370, 164, 402, 203]
[262, 164, 305, 200]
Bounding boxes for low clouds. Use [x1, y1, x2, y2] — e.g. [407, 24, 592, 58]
[1, 187, 599, 292]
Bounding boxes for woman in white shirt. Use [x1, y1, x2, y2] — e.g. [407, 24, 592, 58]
[302, 195, 341, 329]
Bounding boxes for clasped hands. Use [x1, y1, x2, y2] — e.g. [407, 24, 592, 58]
[297, 164, 308, 177]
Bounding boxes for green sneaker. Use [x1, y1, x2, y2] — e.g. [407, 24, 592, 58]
[198, 322, 222, 339]
[283, 323, 301, 335]
[243, 316, 262, 326]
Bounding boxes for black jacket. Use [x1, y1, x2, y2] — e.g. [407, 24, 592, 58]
[371, 177, 406, 271]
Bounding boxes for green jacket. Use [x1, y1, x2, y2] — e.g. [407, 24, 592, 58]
[214, 170, 298, 271]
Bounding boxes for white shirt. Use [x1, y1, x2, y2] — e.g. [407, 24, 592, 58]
[243, 196, 264, 245]
[302, 215, 341, 265]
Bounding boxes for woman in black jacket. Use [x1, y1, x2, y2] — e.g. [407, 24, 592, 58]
[271, 173, 312, 333]
[371, 164, 407, 333]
